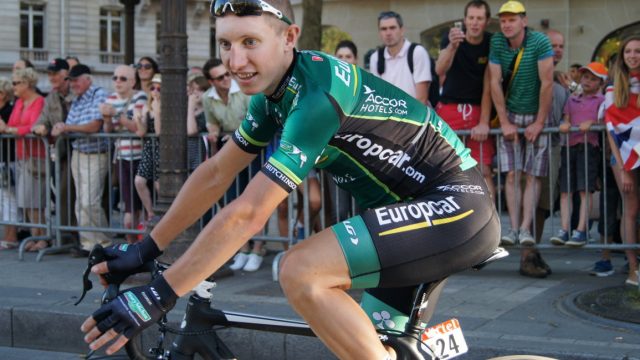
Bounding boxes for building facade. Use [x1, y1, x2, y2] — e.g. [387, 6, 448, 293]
[0, 0, 638, 89]
[0, 0, 213, 89]
[291, 0, 640, 70]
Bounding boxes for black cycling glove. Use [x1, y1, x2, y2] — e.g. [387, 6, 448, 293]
[92, 275, 177, 339]
[101, 234, 162, 284]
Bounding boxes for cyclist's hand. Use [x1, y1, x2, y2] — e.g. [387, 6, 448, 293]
[91, 234, 162, 286]
[80, 275, 177, 355]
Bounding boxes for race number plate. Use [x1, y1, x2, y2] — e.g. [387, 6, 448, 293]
[420, 318, 468, 359]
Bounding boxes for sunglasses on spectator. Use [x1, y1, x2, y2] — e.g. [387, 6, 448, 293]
[210, 0, 292, 25]
[112, 75, 128, 82]
[136, 63, 154, 70]
[150, 85, 161, 92]
[11, 81, 23, 86]
[212, 72, 231, 81]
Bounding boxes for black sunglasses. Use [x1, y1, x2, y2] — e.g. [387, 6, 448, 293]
[136, 63, 154, 70]
[112, 75, 128, 82]
[210, 0, 292, 25]
[212, 71, 231, 81]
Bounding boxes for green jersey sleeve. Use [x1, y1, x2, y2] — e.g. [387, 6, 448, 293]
[232, 94, 279, 154]
[264, 86, 341, 192]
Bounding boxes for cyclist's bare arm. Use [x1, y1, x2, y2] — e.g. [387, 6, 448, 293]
[149, 141, 259, 248]
[164, 170, 288, 295]
[91, 141, 256, 275]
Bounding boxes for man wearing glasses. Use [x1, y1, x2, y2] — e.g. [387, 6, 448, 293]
[202, 58, 250, 152]
[369, 11, 433, 106]
[82, 1, 499, 359]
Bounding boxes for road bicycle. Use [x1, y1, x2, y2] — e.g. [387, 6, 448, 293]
[77, 245, 509, 360]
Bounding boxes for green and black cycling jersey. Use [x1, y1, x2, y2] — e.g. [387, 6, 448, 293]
[232, 50, 477, 209]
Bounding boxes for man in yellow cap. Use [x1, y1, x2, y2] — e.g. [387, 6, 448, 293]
[489, 1, 555, 276]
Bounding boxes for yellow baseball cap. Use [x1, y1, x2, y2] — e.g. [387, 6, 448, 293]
[498, 1, 526, 15]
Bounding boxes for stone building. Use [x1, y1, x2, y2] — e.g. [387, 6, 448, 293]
[0, 0, 638, 89]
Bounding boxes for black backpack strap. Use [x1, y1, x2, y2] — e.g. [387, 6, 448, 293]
[407, 42, 418, 74]
[376, 47, 385, 75]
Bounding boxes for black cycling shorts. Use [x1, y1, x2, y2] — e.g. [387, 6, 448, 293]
[331, 167, 500, 288]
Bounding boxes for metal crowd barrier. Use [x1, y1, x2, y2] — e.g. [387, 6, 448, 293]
[2, 126, 639, 264]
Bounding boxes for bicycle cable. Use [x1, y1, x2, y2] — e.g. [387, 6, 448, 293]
[158, 322, 230, 336]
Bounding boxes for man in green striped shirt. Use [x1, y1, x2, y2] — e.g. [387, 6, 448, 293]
[488, 1, 554, 269]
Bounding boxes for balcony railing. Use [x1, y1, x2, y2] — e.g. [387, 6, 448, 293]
[99, 52, 125, 64]
[19, 48, 49, 62]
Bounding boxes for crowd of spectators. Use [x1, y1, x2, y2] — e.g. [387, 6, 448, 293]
[0, 0, 638, 285]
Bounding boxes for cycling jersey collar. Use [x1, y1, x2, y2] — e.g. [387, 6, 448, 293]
[266, 50, 298, 103]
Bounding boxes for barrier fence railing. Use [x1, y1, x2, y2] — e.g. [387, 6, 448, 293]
[1, 126, 639, 263]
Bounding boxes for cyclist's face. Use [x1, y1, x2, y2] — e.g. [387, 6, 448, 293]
[216, 15, 299, 96]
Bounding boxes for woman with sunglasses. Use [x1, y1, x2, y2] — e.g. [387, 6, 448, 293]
[1, 68, 47, 251]
[134, 74, 162, 225]
[83, 2, 498, 359]
[134, 56, 160, 94]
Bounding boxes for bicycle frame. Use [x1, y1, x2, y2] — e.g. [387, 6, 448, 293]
[80, 246, 508, 360]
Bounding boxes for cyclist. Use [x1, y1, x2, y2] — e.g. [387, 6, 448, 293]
[81, 1, 500, 359]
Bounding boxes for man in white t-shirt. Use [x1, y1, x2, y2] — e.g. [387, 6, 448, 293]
[369, 11, 432, 105]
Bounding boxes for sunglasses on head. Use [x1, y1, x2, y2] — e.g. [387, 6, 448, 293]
[112, 75, 128, 82]
[212, 72, 231, 81]
[136, 63, 154, 70]
[210, 0, 292, 25]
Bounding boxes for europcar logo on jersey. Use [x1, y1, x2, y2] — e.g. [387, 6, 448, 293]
[280, 141, 307, 168]
[375, 196, 471, 235]
[124, 291, 152, 322]
[360, 85, 408, 116]
[333, 133, 426, 184]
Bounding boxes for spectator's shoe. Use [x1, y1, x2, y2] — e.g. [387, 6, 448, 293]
[519, 229, 535, 247]
[590, 260, 614, 277]
[549, 229, 569, 246]
[625, 270, 639, 286]
[519, 253, 548, 278]
[533, 251, 552, 275]
[566, 230, 587, 247]
[243, 253, 263, 272]
[229, 252, 250, 271]
[500, 229, 518, 246]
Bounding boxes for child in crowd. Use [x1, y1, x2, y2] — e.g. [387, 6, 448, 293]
[550, 62, 607, 247]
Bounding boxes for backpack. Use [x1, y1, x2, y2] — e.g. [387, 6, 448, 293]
[376, 43, 440, 107]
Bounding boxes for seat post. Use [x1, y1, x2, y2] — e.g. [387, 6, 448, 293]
[405, 278, 448, 334]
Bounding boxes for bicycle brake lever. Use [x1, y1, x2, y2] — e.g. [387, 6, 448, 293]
[74, 245, 107, 306]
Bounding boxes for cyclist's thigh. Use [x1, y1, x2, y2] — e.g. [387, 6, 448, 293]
[334, 168, 500, 289]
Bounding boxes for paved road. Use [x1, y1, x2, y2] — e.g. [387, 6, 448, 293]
[1, 227, 639, 359]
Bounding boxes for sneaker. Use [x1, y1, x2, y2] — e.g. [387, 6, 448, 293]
[519, 229, 535, 247]
[549, 229, 568, 246]
[590, 260, 614, 277]
[243, 253, 263, 272]
[519, 253, 548, 278]
[566, 230, 587, 247]
[625, 270, 639, 286]
[229, 252, 250, 271]
[500, 229, 518, 246]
